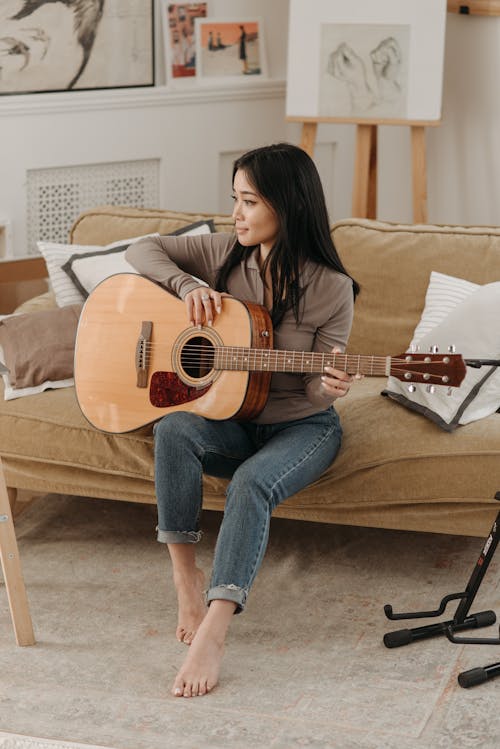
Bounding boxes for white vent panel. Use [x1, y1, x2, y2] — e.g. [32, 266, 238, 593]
[27, 160, 160, 255]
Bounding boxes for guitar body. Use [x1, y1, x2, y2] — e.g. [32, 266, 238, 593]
[75, 274, 273, 433]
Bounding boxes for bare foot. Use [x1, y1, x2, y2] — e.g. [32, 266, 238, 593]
[172, 600, 236, 697]
[174, 567, 207, 645]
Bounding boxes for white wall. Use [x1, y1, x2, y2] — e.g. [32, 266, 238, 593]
[0, 0, 289, 258]
[300, 12, 500, 227]
[1, 5, 500, 259]
[428, 13, 500, 225]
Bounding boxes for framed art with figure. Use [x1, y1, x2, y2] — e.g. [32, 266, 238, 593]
[161, 1, 207, 84]
[194, 17, 267, 83]
[0, 0, 155, 95]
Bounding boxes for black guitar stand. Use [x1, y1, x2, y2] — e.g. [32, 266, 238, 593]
[383, 491, 500, 688]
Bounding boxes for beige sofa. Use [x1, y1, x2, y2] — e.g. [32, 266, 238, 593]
[1, 206, 500, 645]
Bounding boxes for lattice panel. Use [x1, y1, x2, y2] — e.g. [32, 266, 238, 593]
[26, 160, 160, 255]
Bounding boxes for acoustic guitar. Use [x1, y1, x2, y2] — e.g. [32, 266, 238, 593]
[74, 274, 467, 434]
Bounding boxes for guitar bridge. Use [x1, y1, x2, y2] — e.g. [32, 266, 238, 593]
[135, 321, 152, 388]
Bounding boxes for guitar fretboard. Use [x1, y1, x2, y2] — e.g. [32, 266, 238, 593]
[212, 347, 390, 376]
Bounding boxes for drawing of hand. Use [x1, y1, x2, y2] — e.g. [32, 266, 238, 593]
[327, 42, 376, 111]
[328, 42, 365, 83]
[370, 37, 402, 100]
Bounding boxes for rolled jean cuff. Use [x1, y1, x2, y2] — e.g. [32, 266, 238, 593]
[206, 584, 247, 613]
[156, 527, 202, 544]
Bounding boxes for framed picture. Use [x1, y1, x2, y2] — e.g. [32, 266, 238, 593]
[286, 0, 447, 122]
[195, 18, 267, 82]
[161, 2, 208, 83]
[0, 0, 154, 96]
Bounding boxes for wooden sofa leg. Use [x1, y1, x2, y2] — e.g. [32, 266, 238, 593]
[0, 459, 35, 646]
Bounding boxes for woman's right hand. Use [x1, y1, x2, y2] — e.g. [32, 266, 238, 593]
[184, 287, 225, 327]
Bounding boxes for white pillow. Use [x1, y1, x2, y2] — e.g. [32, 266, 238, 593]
[60, 219, 215, 299]
[383, 273, 500, 431]
[410, 271, 480, 344]
[62, 244, 139, 298]
[37, 234, 159, 307]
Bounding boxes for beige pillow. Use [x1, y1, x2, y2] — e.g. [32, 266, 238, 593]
[0, 304, 82, 389]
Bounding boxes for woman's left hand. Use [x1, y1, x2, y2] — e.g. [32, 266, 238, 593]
[320, 347, 354, 399]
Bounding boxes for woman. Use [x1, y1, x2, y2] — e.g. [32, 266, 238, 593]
[239, 24, 248, 73]
[126, 143, 360, 698]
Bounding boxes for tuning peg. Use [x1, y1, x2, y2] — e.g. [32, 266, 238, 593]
[448, 345, 456, 353]
[407, 384, 416, 393]
[410, 343, 420, 353]
[447, 387, 453, 396]
[430, 345, 439, 354]
[426, 385, 435, 394]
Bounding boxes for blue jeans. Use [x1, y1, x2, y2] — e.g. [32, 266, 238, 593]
[154, 407, 342, 612]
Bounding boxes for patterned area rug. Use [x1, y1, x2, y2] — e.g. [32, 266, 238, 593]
[2, 494, 500, 749]
[0, 735, 113, 749]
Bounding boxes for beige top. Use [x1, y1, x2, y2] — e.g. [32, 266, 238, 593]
[126, 232, 354, 424]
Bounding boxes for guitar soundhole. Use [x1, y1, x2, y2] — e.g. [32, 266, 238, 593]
[180, 336, 215, 379]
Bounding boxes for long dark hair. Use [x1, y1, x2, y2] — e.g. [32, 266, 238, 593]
[215, 142, 359, 326]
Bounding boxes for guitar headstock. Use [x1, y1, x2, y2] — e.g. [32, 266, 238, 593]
[390, 353, 466, 388]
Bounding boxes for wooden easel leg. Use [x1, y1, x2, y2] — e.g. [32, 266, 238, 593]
[0, 459, 35, 646]
[352, 124, 377, 219]
[411, 126, 428, 224]
[299, 122, 318, 158]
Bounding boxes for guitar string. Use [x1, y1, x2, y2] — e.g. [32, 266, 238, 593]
[140, 341, 437, 364]
[138, 357, 451, 380]
[141, 341, 450, 361]
[144, 366, 448, 379]
[138, 345, 455, 380]
[140, 346, 448, 366]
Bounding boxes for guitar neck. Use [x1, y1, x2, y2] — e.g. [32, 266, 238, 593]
[213, 347, 390, 376]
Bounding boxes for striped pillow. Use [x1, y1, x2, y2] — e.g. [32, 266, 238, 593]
[411, 271, 479, 346]
[37, 234, 158, 307]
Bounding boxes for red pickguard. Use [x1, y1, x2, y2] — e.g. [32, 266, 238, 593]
[150, 371, 210, 407]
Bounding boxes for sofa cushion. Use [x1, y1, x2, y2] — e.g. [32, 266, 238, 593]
[331, 219, 500, 356]
[70, 206, 234, 246]
[14, 290, 57, 314]
[1, 375, 500, 536]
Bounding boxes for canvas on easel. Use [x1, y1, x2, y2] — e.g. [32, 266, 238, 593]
[287, 0, 447, 122]
[286, 0, 447, 223]
[319, 24, 410, 120]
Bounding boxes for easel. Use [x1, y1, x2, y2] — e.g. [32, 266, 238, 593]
[447, 0, 500, 15]
[287, 117, 441, 224]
